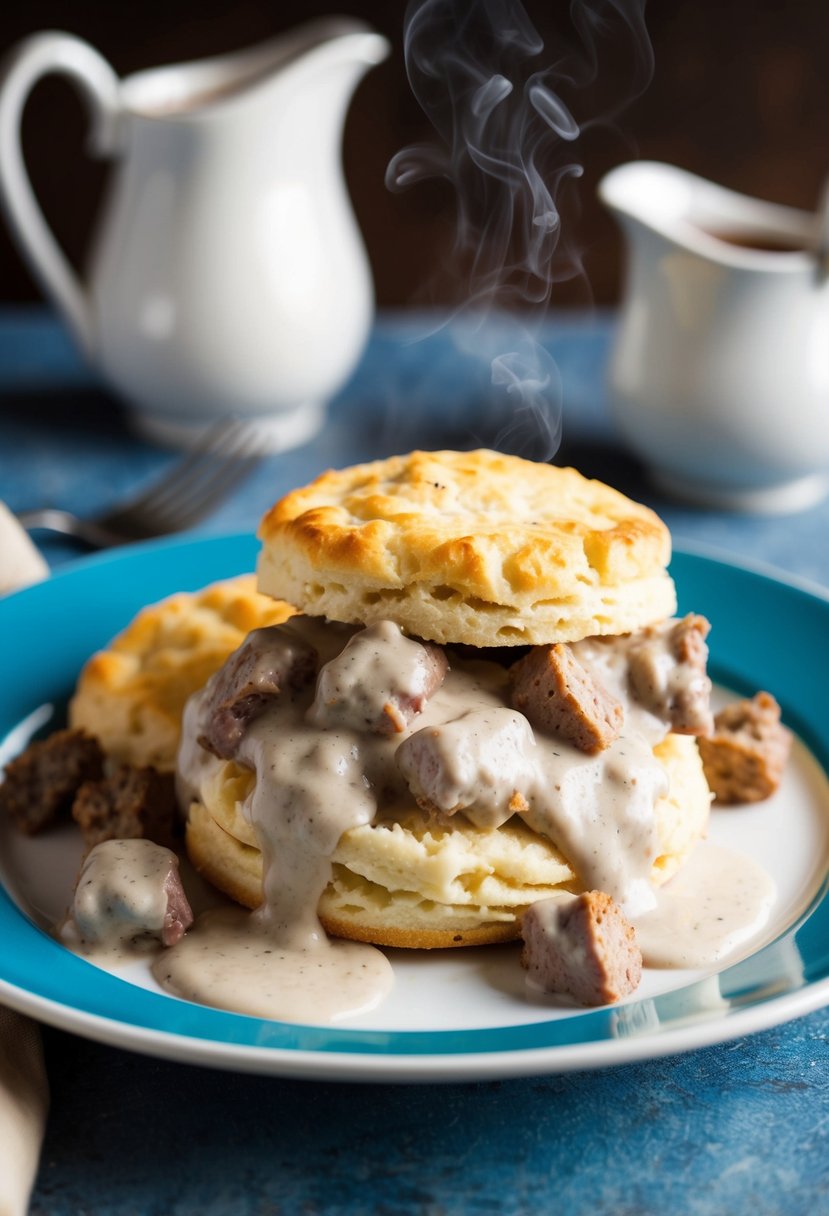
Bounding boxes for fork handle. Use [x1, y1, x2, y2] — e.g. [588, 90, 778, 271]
[0, 33, 121, 356]
[17, 509, 119, 548]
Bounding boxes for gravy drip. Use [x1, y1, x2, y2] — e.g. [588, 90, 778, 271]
[633, 842, 776, 968]
[161, 618, 394, 1023]
[152, 906, 393, 1022]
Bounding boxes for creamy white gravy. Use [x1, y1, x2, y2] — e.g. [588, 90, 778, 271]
[64, 616, 779, 1017]
[633, 842, 777, 969]
[151, 907, 393, 1022]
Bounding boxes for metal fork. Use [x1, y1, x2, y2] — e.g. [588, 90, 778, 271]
[18, 419, 266, 548]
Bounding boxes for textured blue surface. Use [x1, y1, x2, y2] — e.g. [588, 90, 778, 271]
[1, 309, 829, 1213]
[32, 1017, 829, 1216]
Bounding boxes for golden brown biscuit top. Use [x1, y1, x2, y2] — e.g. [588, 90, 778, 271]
[257, 450, 675, 646]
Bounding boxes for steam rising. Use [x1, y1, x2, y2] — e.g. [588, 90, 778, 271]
[388, 0, 653, 460]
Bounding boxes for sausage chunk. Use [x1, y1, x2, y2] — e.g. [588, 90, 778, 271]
[0, 728, 104, 834]
[309, 621, 448, 734]
[72, 764, 179, 850]
[627, 614, 714, 736]
[69, 839, 193, 949]
[521, 890, 642, 1006]
[198, 625, 317, 759]
[396, 708, 537, 829]
[698, 692, 791, 804]
[161, 862, 194, 946]
[510, 643, 623, 753]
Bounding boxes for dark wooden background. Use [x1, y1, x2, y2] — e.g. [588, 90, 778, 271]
[1, 0, 827, 309]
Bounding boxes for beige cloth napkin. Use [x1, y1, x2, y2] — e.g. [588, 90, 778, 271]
[0, 504, 50, 1215]
[0, 503, 49, 595]
[0, 1009, 49, 1216]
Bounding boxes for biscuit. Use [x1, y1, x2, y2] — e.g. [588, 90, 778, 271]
[185, 733, 711, 948]
[69, 576, 294, 771]
[257, 449, 677, 647]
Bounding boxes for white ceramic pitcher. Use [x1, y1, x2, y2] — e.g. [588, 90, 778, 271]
[0, 22, 388, 448]
[599, 161, 829, 512]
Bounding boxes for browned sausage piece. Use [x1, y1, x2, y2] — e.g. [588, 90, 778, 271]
[70, 839, 193, 950]
[396, 708, 537, 828]
[0, 728, 104, 834]
[72, 764, 179, 849]
[510, 643, 623, 753]
[198, 624, 318, 759]
[309, 621, 448, 735]
[521, 890, 642, 1006]
[627, 614, 714, 736]
[698, 691, 791, 804]
[162, 862, 194, 946]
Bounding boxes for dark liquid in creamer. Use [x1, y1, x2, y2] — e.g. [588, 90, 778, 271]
[138, 59, 289, 116]
[703, 229, 808, 253]
[142, 82, 249, 115]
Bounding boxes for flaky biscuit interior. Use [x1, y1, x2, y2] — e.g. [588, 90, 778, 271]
[258, 449, 677, 647]
[69, 575, 294, 771]
[185, 734, 711, 949]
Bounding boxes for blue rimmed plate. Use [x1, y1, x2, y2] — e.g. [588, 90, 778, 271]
[0, 534, 828, 1082]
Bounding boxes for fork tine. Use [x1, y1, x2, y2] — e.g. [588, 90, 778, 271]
[136, 424, 264, 521]
[21, 418, 266, 548]
[101, 420, 264, 537]
[104, 420, 250, 521]
[145, 450, 265, 532]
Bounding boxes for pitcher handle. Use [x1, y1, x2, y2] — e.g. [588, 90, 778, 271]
[0, 32, 121, 356]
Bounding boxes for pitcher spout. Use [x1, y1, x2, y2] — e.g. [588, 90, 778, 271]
[269, 19, 390, 116]
[300, 19, 390, 72]
[598, 161, 706, 246]
[599, 161, 814, 260]
[120, 19, 389, 121]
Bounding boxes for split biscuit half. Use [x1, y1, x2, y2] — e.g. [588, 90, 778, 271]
[258, 449, 677, 648]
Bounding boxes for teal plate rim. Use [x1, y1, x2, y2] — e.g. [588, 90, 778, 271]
[1, 532, 828, 1081]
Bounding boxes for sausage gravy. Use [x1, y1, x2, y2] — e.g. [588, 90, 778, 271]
[62, 616, 777, 1019]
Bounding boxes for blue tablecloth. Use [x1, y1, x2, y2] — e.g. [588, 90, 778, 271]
[1, 309, 828, 1215]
